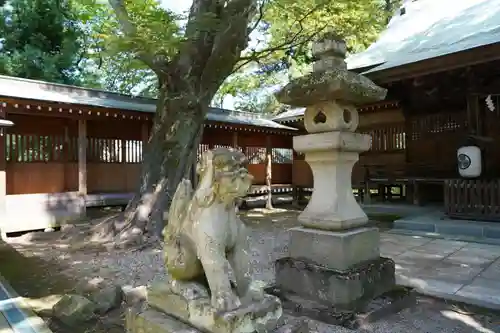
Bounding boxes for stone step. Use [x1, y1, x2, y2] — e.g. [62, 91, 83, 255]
[387, 229, 500, 246]
[393, 215, 500, 241]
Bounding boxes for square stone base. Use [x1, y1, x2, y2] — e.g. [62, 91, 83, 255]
[289, 227, 380, 271]
[275, 257, 395, 310]
[137, 281, 282, 333]
[126, 307, 201, 333]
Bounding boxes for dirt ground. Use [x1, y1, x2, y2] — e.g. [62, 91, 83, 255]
[2, 207, 500, 333]
[0, 207, 130, 333]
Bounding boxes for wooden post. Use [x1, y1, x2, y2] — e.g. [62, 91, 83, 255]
[78, 119, 87, 197]
[292, 151, 299, 206]
[292, 186, 299, 206]
[406, 183, 413, 204]
[63, 124, 69, 191]
[378, 184, 385, 202]
[387, 185, 393, 201]
[141, 121, 149, 152]
[232, 130, 239, 211]
[363, 182, 372, 205]
[0, 108, 7, 238]
[232, 131, 238, 149]
[412, 180, 421, 206]
[265, 136, 273, 209]
[121, 138, 127, 164]
[363, 166, 371, 205]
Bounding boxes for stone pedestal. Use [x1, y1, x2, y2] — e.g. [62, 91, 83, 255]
[126, 281, 282, 333]
[275, 227, 394, 310]
[275, 257, 395, 310]
[289, 227, 380, 270]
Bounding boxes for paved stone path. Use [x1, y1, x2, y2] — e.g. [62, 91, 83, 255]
[0, 274, 52, 333]
[245, 220, 500, 311]
[382, 233, 500, 309]
[0, 311, 12, 333]
[243, 227, 500, 332]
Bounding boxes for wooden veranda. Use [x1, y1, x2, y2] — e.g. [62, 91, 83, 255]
[0, 76, 295, 234]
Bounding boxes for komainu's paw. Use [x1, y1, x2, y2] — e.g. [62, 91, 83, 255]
[212, 290, 241, 312]
[244, 280, 267, 301]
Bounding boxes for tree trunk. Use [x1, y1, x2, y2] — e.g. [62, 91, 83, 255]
[385, 0, 396, 24]
[100, 0, 257, 246]
[121, 84, 206, 239]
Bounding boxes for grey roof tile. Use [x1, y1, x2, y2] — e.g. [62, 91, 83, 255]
[346, 0, 500, 74]
[272, 108, 305, 122]
[0, 75, 295, 130]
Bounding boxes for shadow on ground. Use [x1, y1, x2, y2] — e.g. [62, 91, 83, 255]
[239, 205, 401, 232]
[3, 206, 500, 332]
[0, 242, 126, 333]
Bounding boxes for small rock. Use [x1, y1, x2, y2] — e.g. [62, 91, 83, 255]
[90, 285, 123, 314]
[274, 317, 310, 333]
[121, 285, 147, 305]
[52, 294, 96, 326]
[23, 294, 63, 317]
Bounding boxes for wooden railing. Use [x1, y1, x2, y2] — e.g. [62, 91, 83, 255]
[358, 122, 406, 152]
[444, 179, 500, 221]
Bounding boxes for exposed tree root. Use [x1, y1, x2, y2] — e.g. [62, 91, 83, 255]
[60, 212, 161, 252]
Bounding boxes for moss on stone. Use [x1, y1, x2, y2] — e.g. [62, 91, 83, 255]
[275, 68, 387, 107]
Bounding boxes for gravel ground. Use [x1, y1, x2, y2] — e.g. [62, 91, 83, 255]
[6, 208, 500, 333]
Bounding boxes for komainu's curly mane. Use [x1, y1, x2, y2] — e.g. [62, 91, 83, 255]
[164, 147, 248, 239]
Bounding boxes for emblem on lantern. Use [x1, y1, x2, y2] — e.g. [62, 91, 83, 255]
[457, 145, 481, 178]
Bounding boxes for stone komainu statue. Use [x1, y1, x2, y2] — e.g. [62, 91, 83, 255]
[163, 147, 261, 312]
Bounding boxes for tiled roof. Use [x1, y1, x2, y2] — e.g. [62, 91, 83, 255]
[346, 0, 500, 74]
[0, 75, 295, 130]
[272, 108, 306, 123]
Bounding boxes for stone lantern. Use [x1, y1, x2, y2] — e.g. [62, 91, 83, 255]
[273, 32, 397, 313]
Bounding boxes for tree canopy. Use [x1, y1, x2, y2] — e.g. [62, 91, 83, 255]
[213, 0, 401, 114]
[0, 0, 94, 85]
[0, 0, 401, 105]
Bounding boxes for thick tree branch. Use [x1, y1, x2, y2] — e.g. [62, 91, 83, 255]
[200, 0, 256, 95]
[174, 0, 223, 83]
[238, 1, 328, 63]
[248, 0, 267, 35]
[230, 0, 330, 75]
[108, 0, 166, 73]
[233, 24, 328, 74]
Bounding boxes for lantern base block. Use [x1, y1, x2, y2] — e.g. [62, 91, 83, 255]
[274, 256, 395, 311]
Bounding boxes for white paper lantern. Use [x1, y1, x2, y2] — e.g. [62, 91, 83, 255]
[457, 146, 481, 178]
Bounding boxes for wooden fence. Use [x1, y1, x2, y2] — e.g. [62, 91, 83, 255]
[444, 179, 500, 221]
[5, 115, 145, 194]
[360, 122, 406, 152]
[4, 114, 295, 195]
